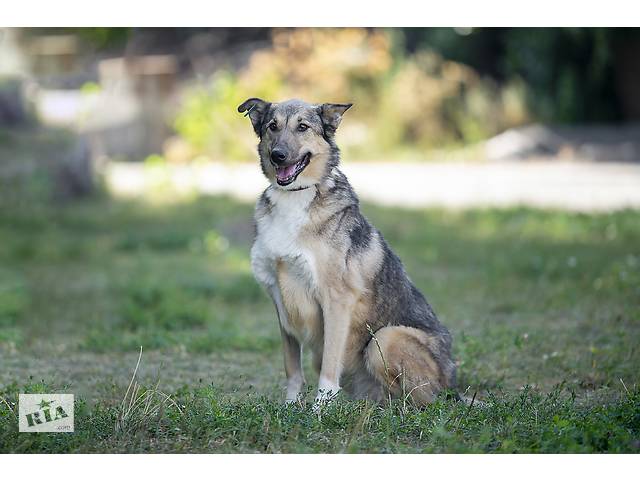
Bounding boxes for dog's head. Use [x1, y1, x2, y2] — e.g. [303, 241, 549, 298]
[238, 98, 351, 190]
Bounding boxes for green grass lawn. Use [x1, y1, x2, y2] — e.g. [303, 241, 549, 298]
[0, 193, 638, 452]
[0, 131, 639, 452]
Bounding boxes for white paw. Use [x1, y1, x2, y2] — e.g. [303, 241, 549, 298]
[284, 393, 303, 406]
[285, 377, 304, 405]
[312, 385, 340, 412]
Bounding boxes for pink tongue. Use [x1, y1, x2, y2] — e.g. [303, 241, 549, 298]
[277, 164, 296, 180]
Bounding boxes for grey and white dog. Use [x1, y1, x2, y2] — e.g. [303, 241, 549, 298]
[239, 98, 456, 408]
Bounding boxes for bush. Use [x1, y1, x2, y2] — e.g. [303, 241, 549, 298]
[173, 29, 530, 161]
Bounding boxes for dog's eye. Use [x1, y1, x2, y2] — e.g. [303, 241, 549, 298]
[269, 123, 277, 131]
[297, 123, 309, 132]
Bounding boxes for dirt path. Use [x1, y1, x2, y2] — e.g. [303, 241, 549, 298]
[106, 160, 640, 212]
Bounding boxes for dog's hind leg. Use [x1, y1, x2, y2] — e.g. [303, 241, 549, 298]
[344, 365, 386, 403]
[364, 325, 452, 406]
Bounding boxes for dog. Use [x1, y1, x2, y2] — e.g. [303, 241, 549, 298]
[238, 98, 456, 408]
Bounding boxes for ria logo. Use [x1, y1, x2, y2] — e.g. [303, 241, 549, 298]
[19, 394, 74, 433]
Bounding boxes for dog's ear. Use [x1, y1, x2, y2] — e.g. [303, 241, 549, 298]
[238, 98, 271, 136]
[319, 103, 352, 135]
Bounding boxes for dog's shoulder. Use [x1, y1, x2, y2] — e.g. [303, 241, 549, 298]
[320, 168, 356, 202]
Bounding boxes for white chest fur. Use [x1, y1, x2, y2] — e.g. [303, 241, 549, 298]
[251, 187, 318, 292]
[251, 188, 321, 342]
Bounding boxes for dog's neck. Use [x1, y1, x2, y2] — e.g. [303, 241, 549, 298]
[286, 185, 311, 192]
[267, 183, 317, 213]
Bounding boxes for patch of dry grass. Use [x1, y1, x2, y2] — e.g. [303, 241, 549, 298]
[115, 347, 182, 436]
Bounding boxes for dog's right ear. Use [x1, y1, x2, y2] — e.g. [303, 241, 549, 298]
[238, 98, 271, 136]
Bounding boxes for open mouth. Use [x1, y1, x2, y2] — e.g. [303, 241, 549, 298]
[274, 153, 311, 186]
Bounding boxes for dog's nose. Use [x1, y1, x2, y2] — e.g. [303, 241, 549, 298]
[270, 148, 287, 165]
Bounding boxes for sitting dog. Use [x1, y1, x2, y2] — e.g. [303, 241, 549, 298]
[239, 98, 456, 408]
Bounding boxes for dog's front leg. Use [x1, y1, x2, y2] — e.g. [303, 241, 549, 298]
[314, 299, 352, 409]
[269, 286, 305, 403]
[280, 324, 305, 403]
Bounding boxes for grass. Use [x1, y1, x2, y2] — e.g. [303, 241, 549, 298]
[1, 381, 638, 453]
[0, 129, 639, 452]
[115, 347, 183, 437]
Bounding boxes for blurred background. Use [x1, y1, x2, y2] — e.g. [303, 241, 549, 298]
[1, 28, 639, 402]
[2, 27, 640, 208]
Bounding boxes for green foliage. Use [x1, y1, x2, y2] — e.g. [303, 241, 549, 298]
[172, 29, 529, 161]
[174, 71, 283, 161]
[404, 27, 634, 124]
[170, 27, 640, 160]
[73, 28, 131, 50]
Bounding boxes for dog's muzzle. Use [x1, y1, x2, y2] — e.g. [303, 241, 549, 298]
[274, 153, 311, 186]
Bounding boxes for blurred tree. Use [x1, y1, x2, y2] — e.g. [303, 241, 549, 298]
[74, 28, 131, 50]
[0, 77, 30, 126]
[397, 27, 640, 123]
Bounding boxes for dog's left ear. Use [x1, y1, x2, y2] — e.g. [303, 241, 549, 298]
[238, 97, 271, 136]
[319, 103, 353, 135]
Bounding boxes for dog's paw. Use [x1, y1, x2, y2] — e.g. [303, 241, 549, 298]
[284, 395, 304, 407]
[284, 378, 305, 406]
[312, 387, 340, 413]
